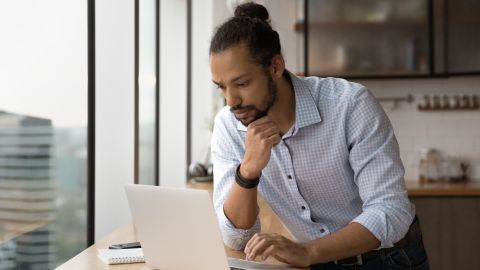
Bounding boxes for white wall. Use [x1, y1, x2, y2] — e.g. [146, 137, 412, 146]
[95, 0, 135, 240]
[357, 77, 480, 181]
[191, 0, 216, 167]
[264, 0, 303, 73]
[159, 0, 188, 187]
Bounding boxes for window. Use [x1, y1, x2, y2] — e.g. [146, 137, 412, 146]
[137, 0, 159, 186]
[0, 0, 89, 267]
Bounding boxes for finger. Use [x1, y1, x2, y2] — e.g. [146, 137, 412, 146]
[246, 234, 274, 260]
[252, 114, 273, 123]
[247, 237, 271, 261]
[249, 115, 275, 127]
[260, 244, 277, 261]
[245, 233, 267, 256]
[267, 133, 282, 145]
[248, 121, 277, 135]
[245, 233, 261, 252]
[260, 125, 280, 138]
[274, 254, 290, 264]
[245, 234, 266, 258]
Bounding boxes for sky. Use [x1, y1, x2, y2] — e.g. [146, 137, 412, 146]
[0, 0, 88, 128]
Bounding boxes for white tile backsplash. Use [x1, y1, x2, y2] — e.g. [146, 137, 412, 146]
[357, 76, 480, 181]
[427, 121, 459, 137]
[474, 137, 480, 152]
[395, 121, 428, 137]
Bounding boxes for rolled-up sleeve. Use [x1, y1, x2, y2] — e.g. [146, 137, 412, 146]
[346, 87, 415, 248]
[211, 111, 261, 250]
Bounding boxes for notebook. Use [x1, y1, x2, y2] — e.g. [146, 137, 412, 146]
[97, 248, 145, 265]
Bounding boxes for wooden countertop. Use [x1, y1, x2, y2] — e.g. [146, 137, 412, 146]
[57, 224, 299, 270]
[190, 179, 480, 198]
[406, 181, 480, 197]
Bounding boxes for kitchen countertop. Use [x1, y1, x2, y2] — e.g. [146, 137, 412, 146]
[190, 179, 480, 197]
[405, 180, 480, 197]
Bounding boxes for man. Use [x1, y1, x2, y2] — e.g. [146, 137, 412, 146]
[210, 3, 430, 269]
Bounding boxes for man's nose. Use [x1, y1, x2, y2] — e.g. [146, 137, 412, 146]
[225, 88, 241, 108]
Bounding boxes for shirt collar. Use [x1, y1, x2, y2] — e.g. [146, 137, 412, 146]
[236, 70, 322, 132]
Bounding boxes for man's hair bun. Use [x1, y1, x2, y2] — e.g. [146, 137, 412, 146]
[234, 2, 270, 22]
[210, 2, 281, 68]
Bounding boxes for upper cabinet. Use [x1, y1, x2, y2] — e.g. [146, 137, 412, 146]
[300, 0, 480, 78]
[445, 0, 480, 74]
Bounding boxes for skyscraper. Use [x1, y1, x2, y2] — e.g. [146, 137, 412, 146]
[0, 111, 56, 270]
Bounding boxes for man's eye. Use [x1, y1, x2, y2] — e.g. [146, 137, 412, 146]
[237, 82, 248, 88]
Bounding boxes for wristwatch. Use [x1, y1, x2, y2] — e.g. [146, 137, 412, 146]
[235, 164, 261, 189]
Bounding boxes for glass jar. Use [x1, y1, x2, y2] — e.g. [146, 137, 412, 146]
[419, 148, 443, 182]
[418, 148, 429, 183]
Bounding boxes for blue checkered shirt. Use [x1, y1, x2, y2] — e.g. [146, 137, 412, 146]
[211, 71, 415, 250]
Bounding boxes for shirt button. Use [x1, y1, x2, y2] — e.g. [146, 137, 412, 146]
[301, 206, 306, 210]
[320, 228, 325, 233]
[287, 175, 292, 179]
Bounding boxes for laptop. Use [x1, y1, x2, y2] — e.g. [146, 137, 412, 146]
[124, 184, 299, 270]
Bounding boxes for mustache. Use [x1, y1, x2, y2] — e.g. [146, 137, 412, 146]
[230, 105, 255, 113]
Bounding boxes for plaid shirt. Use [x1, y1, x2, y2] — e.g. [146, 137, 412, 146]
[211, 71, 415, 250]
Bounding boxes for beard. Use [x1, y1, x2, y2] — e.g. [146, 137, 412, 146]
[231, 75, 278, 127]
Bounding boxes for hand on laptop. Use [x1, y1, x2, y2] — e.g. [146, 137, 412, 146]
[244, 233, 312, 268]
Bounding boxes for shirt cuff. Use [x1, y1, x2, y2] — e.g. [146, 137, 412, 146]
[216, 206, 261, 250]
[351, 209, 393, 249]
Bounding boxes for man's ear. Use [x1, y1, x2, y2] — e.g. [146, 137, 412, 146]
[270, 55, 285, 79]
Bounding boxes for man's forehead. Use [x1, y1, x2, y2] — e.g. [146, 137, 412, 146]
[211, 53, 255, 84]
[211, 42, 261, 74]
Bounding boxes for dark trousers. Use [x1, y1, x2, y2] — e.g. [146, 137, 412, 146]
[311, 225, 430, 270]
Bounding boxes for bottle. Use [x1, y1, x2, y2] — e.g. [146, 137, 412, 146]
[442, 95, 450, 109]
[432, 95, 441, 109]
[418, 148, 429, 183]
[452, 95, 461, 109]
[472, 94, 479, 109]
[427, 149, 442, 182]
[462, 94, 471, 109]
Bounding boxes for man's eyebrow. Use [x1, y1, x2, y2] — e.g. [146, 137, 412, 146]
[230, 74, 249, 82]
[212, 74, 250, 86]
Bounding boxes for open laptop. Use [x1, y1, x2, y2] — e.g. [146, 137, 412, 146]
[125, 184, 298, 270]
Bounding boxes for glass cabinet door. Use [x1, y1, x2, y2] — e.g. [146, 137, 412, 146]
[306, 0, 430, 77]
[447, 0, 480, 73]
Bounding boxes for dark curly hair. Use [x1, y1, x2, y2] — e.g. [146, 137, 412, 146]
[209, 2, 282, 68]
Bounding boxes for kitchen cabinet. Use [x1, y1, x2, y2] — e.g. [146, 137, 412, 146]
[301, 0, 480, 78]
[412, 197, 480, 270]
[444, 0, 480, 74]
[406, 181, 480, 270]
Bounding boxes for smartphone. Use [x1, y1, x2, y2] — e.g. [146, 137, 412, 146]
[108, 241, 141, 249]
